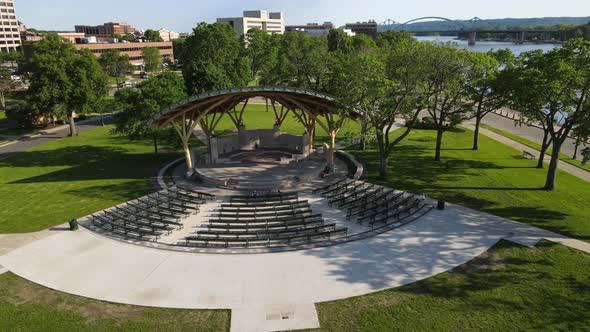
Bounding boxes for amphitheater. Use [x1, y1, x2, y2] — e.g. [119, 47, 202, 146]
[0, 87, 572, 332]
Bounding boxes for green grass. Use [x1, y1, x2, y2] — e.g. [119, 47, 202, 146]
[0, 125, 179, 233]
[214, 104, 360, 145]
[0, 272, 230, 331]
[108, 76, 127, 85]
[351, 128, 590, 242]
[314, 240, 590, 331]
[481, 123, 590, 172]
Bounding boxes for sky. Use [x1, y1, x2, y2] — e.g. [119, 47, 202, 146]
[16, 0, 590, 33]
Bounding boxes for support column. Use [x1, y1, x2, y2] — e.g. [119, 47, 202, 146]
[210, 136, 219, 164]
[468, 31, 476, 46]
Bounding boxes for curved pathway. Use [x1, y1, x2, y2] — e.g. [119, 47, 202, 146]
[1, 202, 581, 332]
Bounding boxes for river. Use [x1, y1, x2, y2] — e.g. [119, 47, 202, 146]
[415, 36, 560, 55]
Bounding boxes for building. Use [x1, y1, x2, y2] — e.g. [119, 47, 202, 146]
[23, 41, 174, 66]
[345, 21, 378, 38]
[57, 32, 86, 43]
[217, 10, 284, 36]
[74, 41, 174, 66]
[285, 22, 355, 37]
[0, 0, 21, 52]
[158, 28, 180, 41]
[75, 22, 136, 38]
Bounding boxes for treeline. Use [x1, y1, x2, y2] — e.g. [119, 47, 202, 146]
[20, 23, 590, 192]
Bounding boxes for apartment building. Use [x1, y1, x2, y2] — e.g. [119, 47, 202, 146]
[0, 0, 21, 52]
[74, 41, 174, 65]
[345, 21, 378, 38]
[217, 10, 284, 36]
[75, 22, 136, 38]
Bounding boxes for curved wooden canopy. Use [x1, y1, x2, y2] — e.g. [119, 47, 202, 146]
[148, 86, 355, 128]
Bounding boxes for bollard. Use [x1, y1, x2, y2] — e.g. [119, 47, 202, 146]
[69, 219, 79, 231]
[437, 200, 445, 210]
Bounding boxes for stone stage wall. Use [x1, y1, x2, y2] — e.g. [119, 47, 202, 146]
[208, 126, 310, 164]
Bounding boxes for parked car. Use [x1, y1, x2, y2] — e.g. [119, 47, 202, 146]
[10, 75, 21, 81]
[139, 72, 148, 79]
[117, 81, 133, 88]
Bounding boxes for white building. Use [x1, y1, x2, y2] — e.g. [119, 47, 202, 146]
[217, 10, 284, 36]
[0, 0, 21, 52]
[158, 28, 180, 41]
[285, 22, 355, 37]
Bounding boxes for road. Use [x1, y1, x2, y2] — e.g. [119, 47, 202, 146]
[0, 116, 113, 161]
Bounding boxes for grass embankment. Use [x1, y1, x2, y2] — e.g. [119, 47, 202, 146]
[0, 125, 179, 233]
[481, 123, 590, 172]
[351, 128, 590, 242]
[314, 240, 590, 331]
[0, 272, 230, 331]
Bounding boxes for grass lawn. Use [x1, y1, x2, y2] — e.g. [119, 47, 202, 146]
[0, 125, 179, 233]
[214, 104, 360, 145]
[314, 240, 590, 331]
[351, 128, 590, 242]
[481, 123, 590, 172]
[0, 272, 230, 332]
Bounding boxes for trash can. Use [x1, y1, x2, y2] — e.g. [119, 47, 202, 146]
[69, 219, 79, 231]
[437, 200, 445, 210]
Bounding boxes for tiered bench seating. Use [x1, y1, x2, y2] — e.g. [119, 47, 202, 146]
[314, 179, 427, 229]
[184, 192, 348, 248]
[90, 185, 214, 241]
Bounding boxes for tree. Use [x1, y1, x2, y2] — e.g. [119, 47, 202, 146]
[333, 38, 425, 178]
[465, 49, 514, 150]
[63, 49, 108, 136]
[27, 35, 107, 136]
[509, 39, 590, 190]
[98, 49, 130, 88]
[114, 72, 187, 154]
[181, 22, 250, 94]
[111, 33, 137, 42]
[422, 43, 473, 161]
[244, 28, 276, 82]
[327, 28, 351, 53]
[376, 30, 414, 48]
[0, 66, 20, 109]
[143, 29, 164, 42]
[142, 47, 162, 73]
[261, 32, 330, 91]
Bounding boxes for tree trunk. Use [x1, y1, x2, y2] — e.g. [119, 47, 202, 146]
[376, 133, 388, 179]
[434, 129, 444, 161]
[544, 141, 562, 191]
[0, 91, 5, 109]
[307, 125, 315, 153]
[153, 134, 159, 155]
[573, 137, 581, 160]
[537, 130, 550, 169]
[473, 116, 481, 150]
[68, 113, 77, 136]
[206, 133, 213, 163]
[359, 120, 367, 150]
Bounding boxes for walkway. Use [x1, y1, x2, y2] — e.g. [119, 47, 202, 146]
[482, 110, 586, 158]
[2, 202, 588, 332]
[0, 116, 113, 160]
[465, 123, 590, 182]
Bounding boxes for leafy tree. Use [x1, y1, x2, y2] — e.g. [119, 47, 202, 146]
[143, 29, 164, 42]
[114, 72, 187, 153]
[28, 35, 107, 136]
[63, 49, 108, 136]
[181, 22, 250, 94]
[261, 32, 330, 91]
[327, 28, 351, 53]
[509, 39, 590, 190]
[0, 66, 21, 109]
[244, 28, 277, 82]
[142, 47, 162, 73]
[422, 42, 473, 161]
[350, 34, 377, 52]
[465, 49, 514, 150]
[376, 30, 414, 48]
[111, 33, 137, 42]
[98, 49, 130, 87]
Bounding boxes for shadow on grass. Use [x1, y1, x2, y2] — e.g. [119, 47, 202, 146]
[0, 145, 178, 184]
